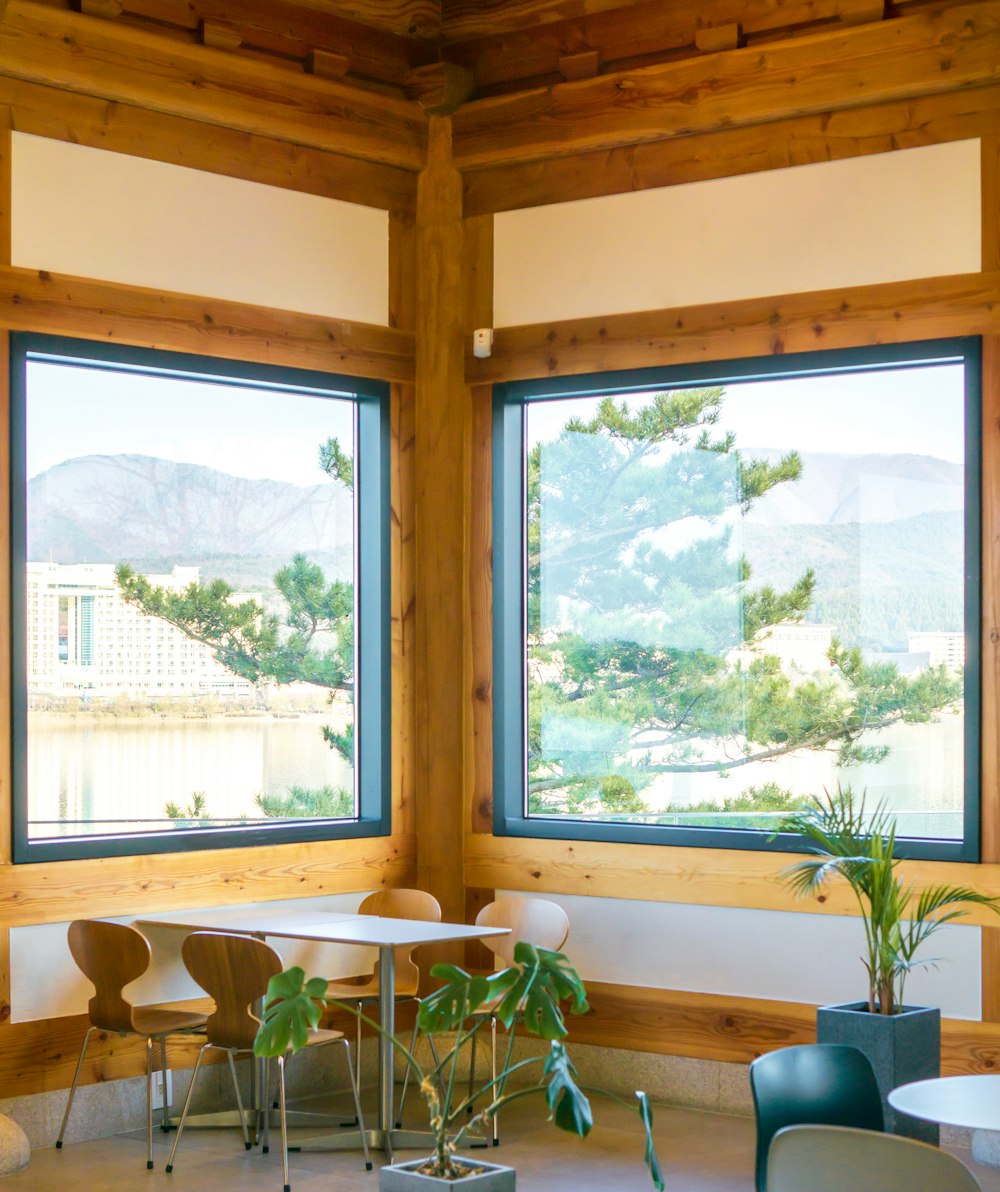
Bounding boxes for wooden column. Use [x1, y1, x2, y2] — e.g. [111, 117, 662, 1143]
[413, 117, 469, 935]
[0, 107, 12, 1024]
[981, 134, 1000, 1019]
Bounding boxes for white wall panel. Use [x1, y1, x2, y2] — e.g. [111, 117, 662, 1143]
[10, 893, 378, 1023]
[494, 140, 981, 327]
[11, 133, 389, 326]
[499, 891, 981, 1020]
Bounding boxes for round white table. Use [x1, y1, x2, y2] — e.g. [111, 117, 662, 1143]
[889, 1075, 1000, 1167]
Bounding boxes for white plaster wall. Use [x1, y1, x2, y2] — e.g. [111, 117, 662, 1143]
[11, 133, 389, 325]
[499, 890, 982, 1020]
[11, 892, 381, 1023]
[494, 140, 982, 326]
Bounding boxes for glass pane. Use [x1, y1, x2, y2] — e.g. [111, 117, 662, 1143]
[24, 358, 357, 842]
[525, 361, 968, 841]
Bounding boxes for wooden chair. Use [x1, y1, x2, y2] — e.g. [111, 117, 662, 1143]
[767, 1124, 982, 1192]
[322, 887, 442, 1116]
[56, 919, 208, 1169]
[750, 1044, 884, 1192]
[166, 931, 369, 1192]
[398, 896, 570, 1144]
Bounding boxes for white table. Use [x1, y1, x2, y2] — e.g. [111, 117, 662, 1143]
[889, 1075, 1000, 1166]
[137, 909, 510, 1159]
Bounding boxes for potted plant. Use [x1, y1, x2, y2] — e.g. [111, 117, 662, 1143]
[777, 786, 1000, 1142]
[254, 941, 664, 1190]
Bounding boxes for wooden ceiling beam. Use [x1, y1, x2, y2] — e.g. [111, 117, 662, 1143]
[452, 0, 1000, 168]
[442, 0, 890, 94]
[0, 76, 416, 211]
[463, 83, 1000, 214]
[0, 0, 427, 171]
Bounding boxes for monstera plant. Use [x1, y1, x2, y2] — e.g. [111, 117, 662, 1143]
[255, 942, 664, 1189]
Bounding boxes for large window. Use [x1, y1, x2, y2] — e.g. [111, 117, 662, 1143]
[494, 340, 981, 861]
[10, 335, 390, 861]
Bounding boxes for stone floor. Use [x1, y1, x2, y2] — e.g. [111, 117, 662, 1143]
[12, 1090, 1000, 1192]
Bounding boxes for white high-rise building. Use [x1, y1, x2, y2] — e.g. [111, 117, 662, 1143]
[26, 562, 256, 699]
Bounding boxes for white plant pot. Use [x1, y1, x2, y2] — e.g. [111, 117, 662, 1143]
[379, 1157, 516, 1190]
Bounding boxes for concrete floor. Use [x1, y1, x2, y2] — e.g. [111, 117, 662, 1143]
[14, 1092, 1000, 1192]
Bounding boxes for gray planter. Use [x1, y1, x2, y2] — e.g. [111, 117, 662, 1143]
[379, 1157, 516, 1191]
[817, 1001, 940, 1144]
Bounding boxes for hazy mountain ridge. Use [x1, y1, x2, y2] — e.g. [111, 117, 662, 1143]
[28, 454, 353, 577]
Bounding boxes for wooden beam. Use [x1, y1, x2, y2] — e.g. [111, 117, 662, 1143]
[413, 117, 469, 938]
[0, 0, 427, 171]
[464, 85, 1000, 215]
[308, 49, 351, 80]
[200, 18, 242, 50]
[558, 50, 601, 81]
[568, 983, 1000, 1074]
[0, 265, 415, 382]
[1, 77, 416, 213]
[452, 2, 1000, 170]
[467, 271, 1000, 384]
[408, 62, 476, 114]
[0, 834, 415, 930]
[465, 832, 1000, 928]
[694, 23, 741, 53]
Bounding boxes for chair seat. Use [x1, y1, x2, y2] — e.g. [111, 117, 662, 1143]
[299, 1027, 346, 1049]
[324, 977, 418, 1001]
[129, 1006, 208, 1035]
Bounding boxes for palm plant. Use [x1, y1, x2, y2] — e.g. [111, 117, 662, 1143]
[254, 941, 664, 1187]
[778, 786, 1000, 1015]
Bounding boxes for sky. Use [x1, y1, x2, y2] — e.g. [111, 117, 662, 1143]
[25, 360, 356, 485]
[526, 362, 967, 464]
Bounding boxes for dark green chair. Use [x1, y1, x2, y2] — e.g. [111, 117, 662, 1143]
[749, 1044, 884, 1192]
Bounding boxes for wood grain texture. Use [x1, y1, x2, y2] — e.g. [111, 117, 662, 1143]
[464, 84, 1000, 215]
[467, 271, 1000, 384]
[1, 76, 417, 212]
[452, 2, 1000, 169]
[569, 984, 1000, 1074]
[984, 928, 1000, 1021]
[0, 265, 415, 382]
[0, 833, 415, 929]
[986, 135, 1000, 273]
[0, 0, 426, 170]
[413, 117, 469, 939]
[390, 211, 418, 840]
[465, 833, 1000, 928]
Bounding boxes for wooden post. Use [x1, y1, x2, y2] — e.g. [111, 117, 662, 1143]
[0, 107, 12, 1024]
[414, 117, 469, 943]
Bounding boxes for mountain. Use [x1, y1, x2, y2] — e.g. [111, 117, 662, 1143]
[27, 454, 354, 579]
[742, 449, 963, 526]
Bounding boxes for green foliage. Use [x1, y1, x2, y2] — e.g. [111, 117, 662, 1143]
[526, 388, 962, 798]
[778, 787, 1000, 1014]
[164, 792, 209, 823]
[599, 775, 647, 814]
[254, 943, 662, 1188]
[253, 785, 353, 819]
[318, 436, 353, 488]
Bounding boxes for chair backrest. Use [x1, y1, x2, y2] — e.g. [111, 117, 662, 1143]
[68, 919, 151, 1033]
[358, 888, 442, 995]
[182, 931, 283, 1051]
[749, 1044, 884, 1192]
[767, 1124, 982, 1192]
[474, 898, 570, 965]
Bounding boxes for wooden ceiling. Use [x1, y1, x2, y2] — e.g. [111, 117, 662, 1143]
[19, 0, 928, 109]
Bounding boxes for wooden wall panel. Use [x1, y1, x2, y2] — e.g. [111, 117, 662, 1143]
[467, 271, 1000, 385]
[464, 86, 1000, 215]
[2, 77, 417, 213]
[452, 3, 1000, 170]
[0, 266, 415, 382]
[0, 0, 427, 171]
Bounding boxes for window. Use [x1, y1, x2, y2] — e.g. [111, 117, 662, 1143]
[11, 334, 390, 861]
[494, 340, 981, 861]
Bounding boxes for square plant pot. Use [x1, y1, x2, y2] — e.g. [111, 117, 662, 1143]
[379, 1157, 516, 1191]
[817, 1001, 940, 1144]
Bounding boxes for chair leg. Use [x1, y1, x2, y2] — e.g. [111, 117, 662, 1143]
[166, 1043, 210, 1174]
[395, 1019, 421, 1129]
[146, 1036, 155, 1169]
[490, 1016, 499, 1147]
[339, 1001, 364, 1127]
[159, 1035, 171, 1132]
[278, 1055, 290, 1192]
[467, 1026, 478, 1114]
[227, 1051, 251, 1150]
[56, 1026, 95, 1149]
[340, 1039, 372, 1171]
[262, 1057, 272, 1154]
